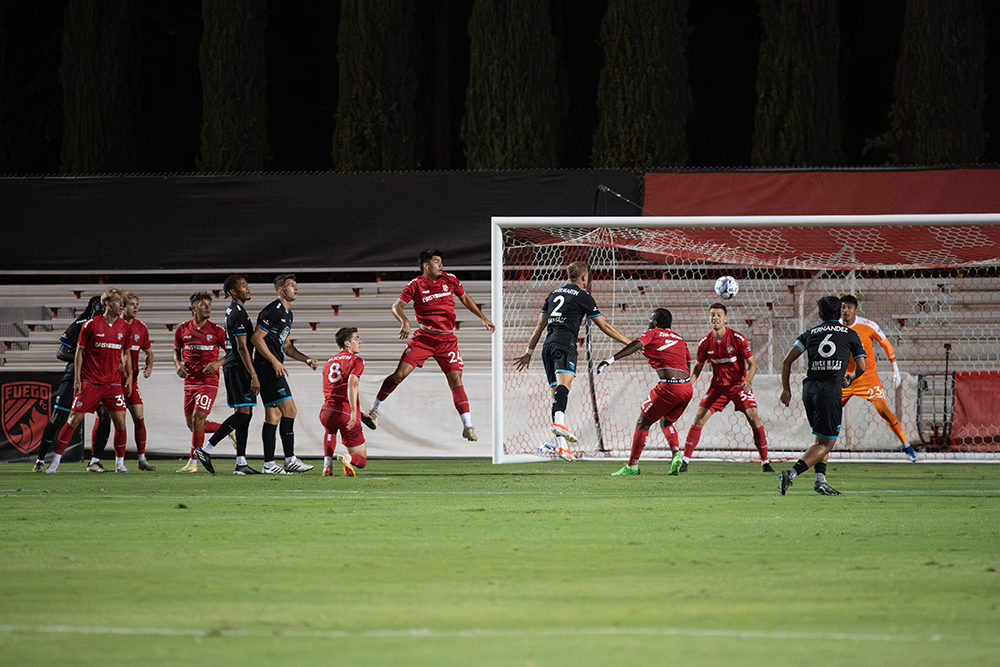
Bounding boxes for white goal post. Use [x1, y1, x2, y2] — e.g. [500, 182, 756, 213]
[491, 214, 1000, 464]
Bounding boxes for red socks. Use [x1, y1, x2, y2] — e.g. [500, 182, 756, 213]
[753, 425, 768, 461]
[662, 424, 679, 453]
[113, 428, 127, 458]
[684, 426, 702, 458]
[134, 418, 147, 455]
[377, 376, 400, 402]
[451, 386, 470, 415]
[629, 428, 649, 466]
[205, 420, 221, 433]
[190, 429, 205, 457]
[349, 453, 367, 468]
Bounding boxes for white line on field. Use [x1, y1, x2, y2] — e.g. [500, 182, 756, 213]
[0, 623, 966, 644]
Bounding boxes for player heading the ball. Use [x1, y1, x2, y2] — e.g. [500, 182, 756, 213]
[515, 261, 631, 461]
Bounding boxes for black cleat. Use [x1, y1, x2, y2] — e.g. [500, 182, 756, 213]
[361, 413, 377, 430]
[233, 463, 260, 475]
[194, 447, 215, 475]
[679, 460, 688, 473]
[814, 481, 842, 496]
[779, 470, 793, 495]
[761, 462, 775, 473]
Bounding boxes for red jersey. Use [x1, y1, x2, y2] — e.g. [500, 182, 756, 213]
[695, 328, 753, 387]
[637, 327, 691, 372]
[174, 319, 227, 387]
[322, 350, 365, 414]
[77, 315, 132, 385]
[125, 318, 151, 381]
[398, 272, 466, 333]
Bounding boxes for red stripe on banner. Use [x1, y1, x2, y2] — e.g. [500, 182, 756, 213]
[643, 169, 1000, 216]
[3, 398, 32, 430]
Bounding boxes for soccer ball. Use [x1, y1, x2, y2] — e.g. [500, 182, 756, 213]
[714, 275, 739, 300]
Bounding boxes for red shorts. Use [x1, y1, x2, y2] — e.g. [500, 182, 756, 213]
[640, 380, 693, 423]
[842, 381, 886, 405]
[319, 407, 365, 448]
[699, 384, 758, 413]
[126, 381, 142, 407]
[400, 330, 464, 373]
[72, 382, 126, 414]
[184, 384, 219, 416]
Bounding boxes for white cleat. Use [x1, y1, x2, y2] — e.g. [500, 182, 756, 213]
[551, 423, 577, 443]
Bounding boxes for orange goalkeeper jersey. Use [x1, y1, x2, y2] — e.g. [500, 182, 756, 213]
[842, 315, 895, 389]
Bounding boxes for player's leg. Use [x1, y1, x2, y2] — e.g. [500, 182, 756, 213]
[47, 408, 87, 473]
[658, 418, 680, 454]
[870, 397, 919, 462]
[128, 399, 154, 471]
[35, 377, 74, 470]
[108, 404, 130, 472]
[371, 357, 416, 423]
[338, 422, 367, 477]
[274, 397, 311, 472]
[779, 393, 841, 495]
[613, 413, 655, 476]
[682, 405, 714, 470]
[443, 369, 478, 441]
[88, 405, 112, 471]
[742, 406, 772, 472]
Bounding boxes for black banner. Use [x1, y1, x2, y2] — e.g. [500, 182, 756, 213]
[0, 372, 83, 462]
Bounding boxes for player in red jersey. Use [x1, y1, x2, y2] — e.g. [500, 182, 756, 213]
[680, 303, 772, 473]
[173, 291, 230, 471]
[370, 250, 495, 441]
[320, 327, 373, 477]
[46, 288, 133, 473]
[597, 308, 693, 475]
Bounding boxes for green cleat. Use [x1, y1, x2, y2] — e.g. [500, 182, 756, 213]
[668, 453, 683, 476]
[611, 464, 640, 476]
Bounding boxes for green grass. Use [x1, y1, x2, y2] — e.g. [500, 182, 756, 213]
[1, 459, 999, 667]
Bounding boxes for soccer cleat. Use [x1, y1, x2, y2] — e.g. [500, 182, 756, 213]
[233, 463, 260, 475]
[779, 469, 794, 495]
[556, 447, 576, 462]
[338, 453, 357, 478]
[537, 441, 556, 455]
[137, 459, 157, 472]
[115, 466, 131, 473]
[368, 406, 379, 428]
[761, 462, 775, 473]
[551, 423, 577, 443]
[44, 467, 58, 474]
[322, 466, 333, 477]
[193, 447, 215, 475]
[32, 461, 46, 473]
[283, 457, 314, 473]
[462, 426, 478, 442]
[86, 462, 109, 473]
[611, 464, 640, 476]
[679, 460, 688, 473]
[815, 481, 842, 496]
[176, 461, 198, 473]
[903, 445, 919, 463]
[262, 462, 290, 475]
[361, 413, 377, 430]
[668, 453, 683, 476]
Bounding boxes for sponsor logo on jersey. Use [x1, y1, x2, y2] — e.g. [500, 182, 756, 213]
[1, 382, 50, 454]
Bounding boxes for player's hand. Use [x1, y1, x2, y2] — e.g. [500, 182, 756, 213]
[892, 367, 901, 389]
[124, 378, 133, 397]
[596, 360, 610, 375]
[306, 358, 319, 371]
[250, 374, 260, 395]
[272, 360, 288, 378]
[743, 379, 753, 392]
[347, 414, 357, 430]
[176, 364, 188, 379]
[398, 321, 411, 340]
[843, 373, 856, 388]
[514, 354, 531, 371]
[74, 379, 82, 393]
[143, 366, 152, 379]
[482, 318, 496, 334]
[779, 388, 791, 406]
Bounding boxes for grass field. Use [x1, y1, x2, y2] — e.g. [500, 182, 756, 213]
[1, 458, 999, 667]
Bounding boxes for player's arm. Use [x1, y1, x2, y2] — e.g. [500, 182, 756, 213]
[690, 361, 705, 382]
[202, 352, 225, 375]
[142, 348, 154, 379]
[878, 335, 901, 388]
[235, 335, 260, 394]
[514, 312, 548, 370]
[458, 291, 495, 333]
[282, 338, 319, 370]
[73, 345, 85, 393]
[779, 346, 804, 406]
[57, 343, 76, 363]
[121, 348, 133, 395]
[173, 346, 188, 379]
[390, 299, 411, 340]
[592, 314, 631, 346]
[743, 356, 757, 391]
[845, 355, 866, 387]
[597, 339, 643, 374]
[347, 374, 360, 430]
[251, 325, 287, 377]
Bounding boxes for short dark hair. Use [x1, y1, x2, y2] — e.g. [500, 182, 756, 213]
[223, 274, 245, 297]
[83, 295, 104, 319]
[840, 294, 859, 308]
[419, 249, 441, 270]
[190, 291, 212, 306]
[709, 302, 727, 315]
[336, 326, 358, 349]
[818, 295, 842, 321]
[274, 273, 295, 291]
[650, 308, 673, 329]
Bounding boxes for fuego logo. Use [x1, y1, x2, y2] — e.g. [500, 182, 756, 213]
[1, 382, 51, 454]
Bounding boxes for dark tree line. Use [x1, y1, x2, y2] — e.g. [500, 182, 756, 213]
[0, 0, 993, 175]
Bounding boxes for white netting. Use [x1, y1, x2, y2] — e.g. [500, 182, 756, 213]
[494, 219, 1000, 462]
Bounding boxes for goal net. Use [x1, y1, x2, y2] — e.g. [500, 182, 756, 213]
[491, 215, 1000, 463]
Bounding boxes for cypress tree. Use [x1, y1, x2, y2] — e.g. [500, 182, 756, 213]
[868, 0, 986, 165]
[753, 0, 843, 167]
[59, 0, 140, 174]
[462, 0, 561, 169]
[198, 0, 269, 173]
[592, 0, 692, 169]
[332, 0, 419, 171]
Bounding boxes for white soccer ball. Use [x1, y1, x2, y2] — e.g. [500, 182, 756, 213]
[714, 275, 740, 300]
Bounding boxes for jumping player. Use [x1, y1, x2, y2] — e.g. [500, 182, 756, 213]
[320, 327, 372, 477]
[46, 288, 133, 473]
[370, 250, 495, 441]
[778, 295, 866, 496]
[597, 308, 692, 476]
[173, 291, 231, 472]
[514, 261, 630, 461]
[191, 275, 261, 475]
[681, 303, 772, 473]
[840, 295, 919, 462]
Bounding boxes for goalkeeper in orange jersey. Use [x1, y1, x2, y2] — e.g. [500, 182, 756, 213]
[839, 295, 919, 462]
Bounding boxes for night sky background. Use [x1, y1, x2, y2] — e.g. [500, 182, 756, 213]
[2, 0, 998, 175]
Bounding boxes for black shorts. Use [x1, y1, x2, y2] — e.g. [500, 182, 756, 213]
[224, 365, 257, 409]
[803, 390, 842, 440]
[542, 342, 578, 387]
[53, 366, 75, 413]
[254, 361, 293, 407]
